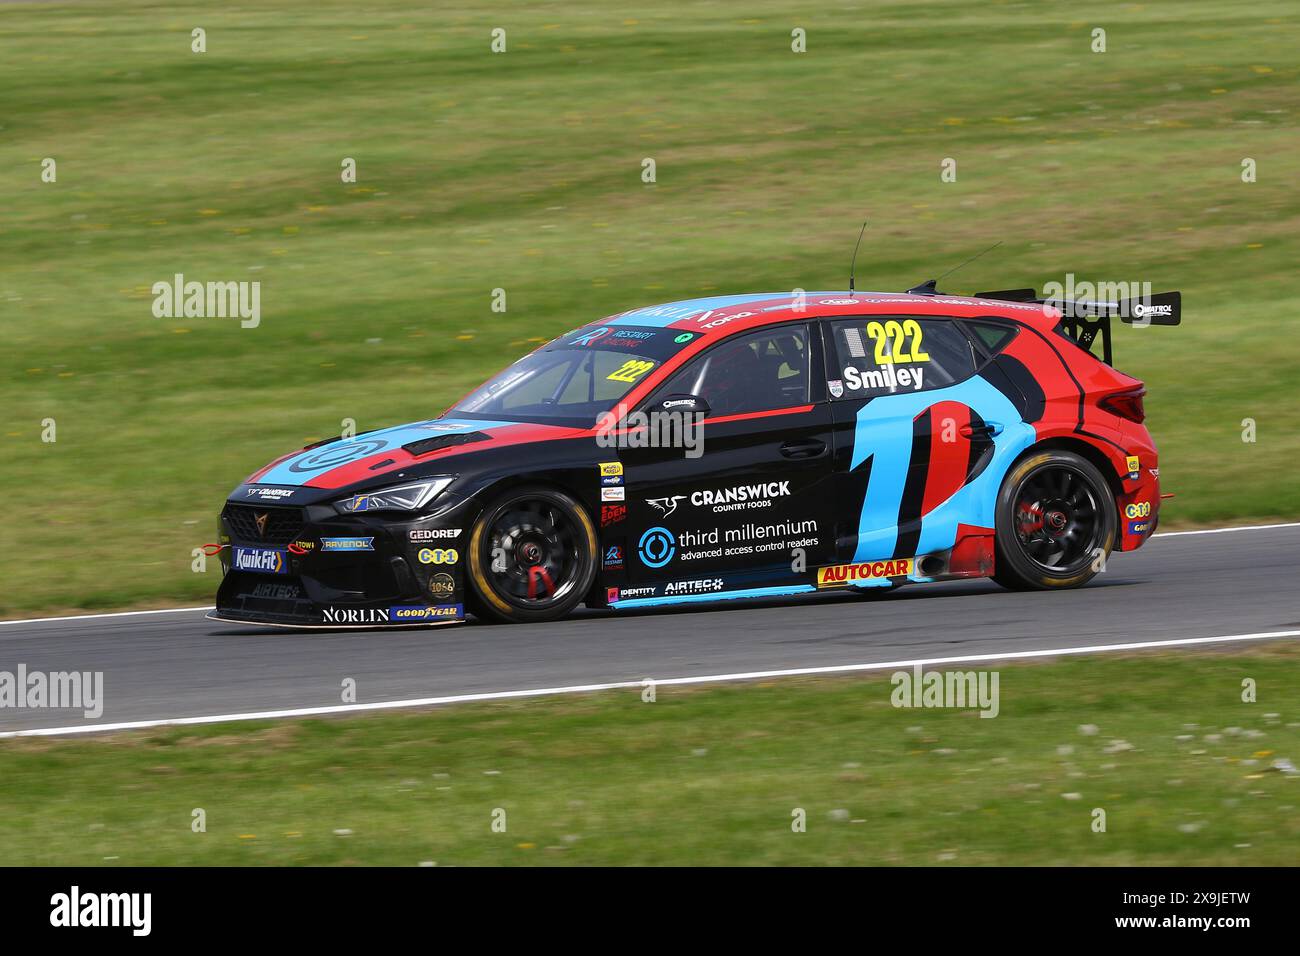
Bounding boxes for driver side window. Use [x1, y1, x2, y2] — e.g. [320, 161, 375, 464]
[657, 325, 809, 417]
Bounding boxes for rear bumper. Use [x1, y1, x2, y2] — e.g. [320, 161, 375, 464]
[213, 497, 471, 628]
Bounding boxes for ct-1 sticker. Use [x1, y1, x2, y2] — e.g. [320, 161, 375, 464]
[1124, 501, 1151, 519]
[417, 547, 459, 565]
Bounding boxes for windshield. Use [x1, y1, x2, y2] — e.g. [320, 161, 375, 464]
[451, 325, 701, 426]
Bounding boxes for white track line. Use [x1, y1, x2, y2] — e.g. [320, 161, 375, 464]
[1152, 521, 1300, 538]
[1, 521, 1297, 629]
[3, 629, 1297, 739]
[0, 606, 214, 627]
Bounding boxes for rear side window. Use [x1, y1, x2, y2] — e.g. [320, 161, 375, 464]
[966, 321, 1017, 356]
[826, 317, 976, 399]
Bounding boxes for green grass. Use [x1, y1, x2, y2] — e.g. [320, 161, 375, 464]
[2, 0, 1298, 614]
[1, 646, 1297, 865]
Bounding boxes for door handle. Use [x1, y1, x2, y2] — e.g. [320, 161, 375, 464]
[780, 439, 827, 459]
[960, 421, 1003, 438]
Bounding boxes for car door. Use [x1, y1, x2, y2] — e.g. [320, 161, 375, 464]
[612, 323, 835, 597]
[822, 315, 999, 572]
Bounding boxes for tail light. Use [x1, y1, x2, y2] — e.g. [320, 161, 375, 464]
[1099, 386, 1146, 424]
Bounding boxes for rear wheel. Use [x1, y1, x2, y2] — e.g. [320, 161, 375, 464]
[466, 485, 598, 623]
[993, 450, 1116, 591]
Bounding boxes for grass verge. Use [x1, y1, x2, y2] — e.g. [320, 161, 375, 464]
[1, 644, 1297, 865]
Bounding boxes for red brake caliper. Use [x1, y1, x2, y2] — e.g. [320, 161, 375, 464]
[1017, 503, 1044, 535]
[527, 566, 555, 600]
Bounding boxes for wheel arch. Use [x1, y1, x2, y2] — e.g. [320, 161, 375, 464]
[1012, 436, 1124, 515]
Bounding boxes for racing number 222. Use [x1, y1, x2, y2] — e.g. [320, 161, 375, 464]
[866, 320, 930, 365]
[607, 359, 656, 383]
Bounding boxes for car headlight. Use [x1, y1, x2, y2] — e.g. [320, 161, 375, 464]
[334, 477, 454, 514]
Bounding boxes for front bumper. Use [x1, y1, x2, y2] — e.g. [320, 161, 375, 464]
[212, 496, 471, 628]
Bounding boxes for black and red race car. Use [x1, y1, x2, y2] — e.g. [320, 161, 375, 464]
[209, 284, 1179, 628]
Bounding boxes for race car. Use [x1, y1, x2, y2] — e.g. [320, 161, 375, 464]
[208, 283, 1179, 628]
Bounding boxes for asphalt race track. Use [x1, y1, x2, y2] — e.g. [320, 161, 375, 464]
[2, 524, 1298, 735]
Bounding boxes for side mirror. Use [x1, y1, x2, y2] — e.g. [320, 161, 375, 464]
[656, 393, 711, 417]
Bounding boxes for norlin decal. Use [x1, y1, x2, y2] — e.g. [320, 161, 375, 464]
[50, 886, 151, 936]
[323, 607, 390, 624]
[0, 665, 103, 718]
[890, 664, 1000, 719]
[152, 272, 261, 328]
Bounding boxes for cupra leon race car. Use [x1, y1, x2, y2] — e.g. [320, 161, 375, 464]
[209, 282, 1180, 628]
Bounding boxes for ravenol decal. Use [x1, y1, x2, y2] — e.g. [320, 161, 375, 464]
[817, 559, 913, 587]
[232, 547, 287, 574]
[320, 536, 375, 552]
[637, 527, 676, 568]
[850, 376, 1036, 563]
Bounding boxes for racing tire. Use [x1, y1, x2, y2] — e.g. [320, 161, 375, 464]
[992, 450, 1116, 591]
[466, 485, 599, 624]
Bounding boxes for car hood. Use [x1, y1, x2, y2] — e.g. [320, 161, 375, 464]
[241, 417, 588, 493]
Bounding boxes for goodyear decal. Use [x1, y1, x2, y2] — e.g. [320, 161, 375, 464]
[817, 558, 913, 588]
[390, 604, 463, 622]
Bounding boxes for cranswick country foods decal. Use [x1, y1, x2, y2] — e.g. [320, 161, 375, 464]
[816, 558, 914, 587]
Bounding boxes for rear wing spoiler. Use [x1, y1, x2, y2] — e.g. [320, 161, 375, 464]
[974, 288, 1181, 366]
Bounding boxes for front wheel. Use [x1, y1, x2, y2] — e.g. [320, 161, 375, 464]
[993, 450, 1116, 591]
[466, 485, 598, 624]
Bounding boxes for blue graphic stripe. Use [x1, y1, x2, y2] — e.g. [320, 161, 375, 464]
[605, 294, 789, 327]
[611, 584, 816, 609]
[255, 418, 515, 486]
[850, 376, 1035, 564]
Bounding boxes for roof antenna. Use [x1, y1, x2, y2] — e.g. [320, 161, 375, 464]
[907, 240, 1002, 296]
[848, 220, 867, 295]
[935, 238, 1003, 286]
